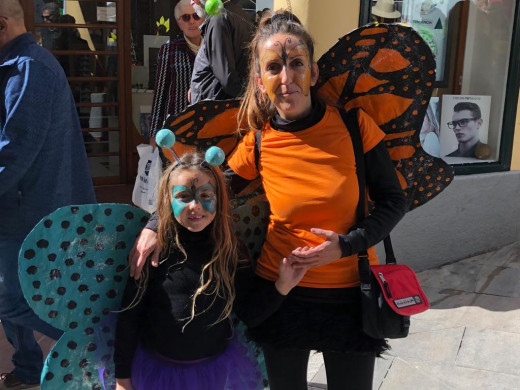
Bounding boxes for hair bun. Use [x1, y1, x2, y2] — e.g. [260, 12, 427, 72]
[270, 13, 291, 24]
[260, 10, 302, 28]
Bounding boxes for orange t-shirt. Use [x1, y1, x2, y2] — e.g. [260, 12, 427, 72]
[227, 106, 385, 288]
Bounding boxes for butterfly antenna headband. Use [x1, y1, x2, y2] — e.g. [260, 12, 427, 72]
[155, 128, 226, 168]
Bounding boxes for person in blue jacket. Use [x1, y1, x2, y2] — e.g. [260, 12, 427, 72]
[0, 1, 96, 388]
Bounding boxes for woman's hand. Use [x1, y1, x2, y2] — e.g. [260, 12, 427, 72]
[275, 257, 309, 295]
[129, 228, 160, 279]
[290, 228, 342, 268]
[116, 378, 134, 390]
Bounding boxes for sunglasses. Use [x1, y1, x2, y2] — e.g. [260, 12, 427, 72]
[179, 13, 201, 22]
[42, 15, 53, 21]
[447, 118, 479, 130]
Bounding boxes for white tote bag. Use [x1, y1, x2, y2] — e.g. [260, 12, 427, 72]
[132, 144, 162, 213]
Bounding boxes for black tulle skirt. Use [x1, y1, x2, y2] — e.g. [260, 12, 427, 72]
[248, 279, 389, 356]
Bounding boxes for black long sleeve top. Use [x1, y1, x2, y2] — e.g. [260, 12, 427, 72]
[114, 224, 285, 378]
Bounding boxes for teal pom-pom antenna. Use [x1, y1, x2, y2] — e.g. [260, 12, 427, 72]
[205, 0, 224, 16]
[155, 128, 176, 148]
[205, 146, 225, 166]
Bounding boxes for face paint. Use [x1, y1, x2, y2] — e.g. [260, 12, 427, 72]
[171, 185, 191, 218]
[196, 183, 217, 213]
[259, 35, 312, 101]
[171, 183, 217, 218]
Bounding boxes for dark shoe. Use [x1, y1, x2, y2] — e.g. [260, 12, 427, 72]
[0, 372, 40, 390]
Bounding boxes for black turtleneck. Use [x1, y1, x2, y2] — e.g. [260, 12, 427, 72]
[114, 224, 285, 378]
[270, 100, 326, 132]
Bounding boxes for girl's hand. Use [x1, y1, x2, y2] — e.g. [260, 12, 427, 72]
[116, 378, 134, 390]
[290, 228, 342, 268]
[275, 257, 309, 295]
[129, 228, 160, 280]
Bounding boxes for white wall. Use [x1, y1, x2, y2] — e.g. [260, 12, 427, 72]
[378, 171, 520, 270]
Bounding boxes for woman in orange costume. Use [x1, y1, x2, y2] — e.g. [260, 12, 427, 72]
[225, 10, 406, 390]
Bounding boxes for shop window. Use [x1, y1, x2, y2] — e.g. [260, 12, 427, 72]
[363, 0, 520, 174]
[32, 0, 124, 184]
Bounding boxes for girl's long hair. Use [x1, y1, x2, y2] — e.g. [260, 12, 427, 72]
[145, 152, 237, 326]
[238, 9, 318, 132]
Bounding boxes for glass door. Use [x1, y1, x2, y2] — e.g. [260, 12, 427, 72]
[27, 0, 129, 185]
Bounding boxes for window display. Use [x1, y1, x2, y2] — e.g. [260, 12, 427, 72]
[369, 0, 518, 171]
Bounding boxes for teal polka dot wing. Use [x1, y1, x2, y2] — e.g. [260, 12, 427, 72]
[18, 204, 150, 390]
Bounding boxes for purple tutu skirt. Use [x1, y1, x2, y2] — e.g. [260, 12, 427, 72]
[130, 335, 264, 390]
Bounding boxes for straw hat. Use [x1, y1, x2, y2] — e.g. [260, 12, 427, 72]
[372, 0, 402, 19]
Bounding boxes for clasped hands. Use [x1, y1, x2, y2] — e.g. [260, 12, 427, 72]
[274, 228, 342, 295]
[287, 228, 342, 268]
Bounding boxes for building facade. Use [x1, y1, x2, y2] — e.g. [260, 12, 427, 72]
[22, 0, 520, 268]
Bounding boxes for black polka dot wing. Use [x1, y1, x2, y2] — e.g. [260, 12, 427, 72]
[18, 204, 150, 390]
[315, 23, 454, 211]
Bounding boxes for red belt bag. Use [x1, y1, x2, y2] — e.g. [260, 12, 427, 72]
[358, 242, 430, 339]
[370, 263, 429, 316]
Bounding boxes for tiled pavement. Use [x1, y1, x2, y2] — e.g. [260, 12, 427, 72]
[2, 241, 519, 389]
[308, 240, 520, 389]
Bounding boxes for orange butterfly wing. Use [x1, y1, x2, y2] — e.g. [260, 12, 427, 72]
[161, 99, 242, 161]
[316, 23, 454, 211]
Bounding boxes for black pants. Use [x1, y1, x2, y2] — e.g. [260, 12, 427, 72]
[262, 344, 375, 390]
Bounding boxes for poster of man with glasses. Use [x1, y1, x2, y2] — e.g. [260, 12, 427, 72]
[440, 95, 491, 160]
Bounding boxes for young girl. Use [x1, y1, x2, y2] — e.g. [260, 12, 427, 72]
[114, 151, 306, 390]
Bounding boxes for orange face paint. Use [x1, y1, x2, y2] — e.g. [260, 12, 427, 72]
[259, 34, 313, 101]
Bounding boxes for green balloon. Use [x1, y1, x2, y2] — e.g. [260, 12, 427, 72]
[205, 0, 223, 16]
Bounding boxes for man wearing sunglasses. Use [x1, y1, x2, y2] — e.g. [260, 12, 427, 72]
[189, 0, 253, 104]
[40, 2, 60, 50]
[446, 102, 484, 157]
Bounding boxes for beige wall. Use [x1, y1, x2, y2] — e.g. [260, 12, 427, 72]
[273, 0, 360, 58]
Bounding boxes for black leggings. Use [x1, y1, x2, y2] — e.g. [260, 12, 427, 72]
[262, 344, 375, 390]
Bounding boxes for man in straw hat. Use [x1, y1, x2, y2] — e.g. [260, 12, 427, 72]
[371, 0, 402, 22]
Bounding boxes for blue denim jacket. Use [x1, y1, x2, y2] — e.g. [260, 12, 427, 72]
[0, 33, 96, 238]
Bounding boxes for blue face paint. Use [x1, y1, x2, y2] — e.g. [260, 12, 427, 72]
[197, 183, 217, 214]
[171, 185, 190, 218]
[171, 183, 217, 218]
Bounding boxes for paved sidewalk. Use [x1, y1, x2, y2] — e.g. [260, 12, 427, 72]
[307, 240, 520, 389]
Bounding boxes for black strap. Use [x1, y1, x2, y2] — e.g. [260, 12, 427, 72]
[339, 108, 365, 226]
[339, 108, 372, 286]
[254, 131, 262, 174]
[383, 235, 396, 263]
[338, 108, 396, 288]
